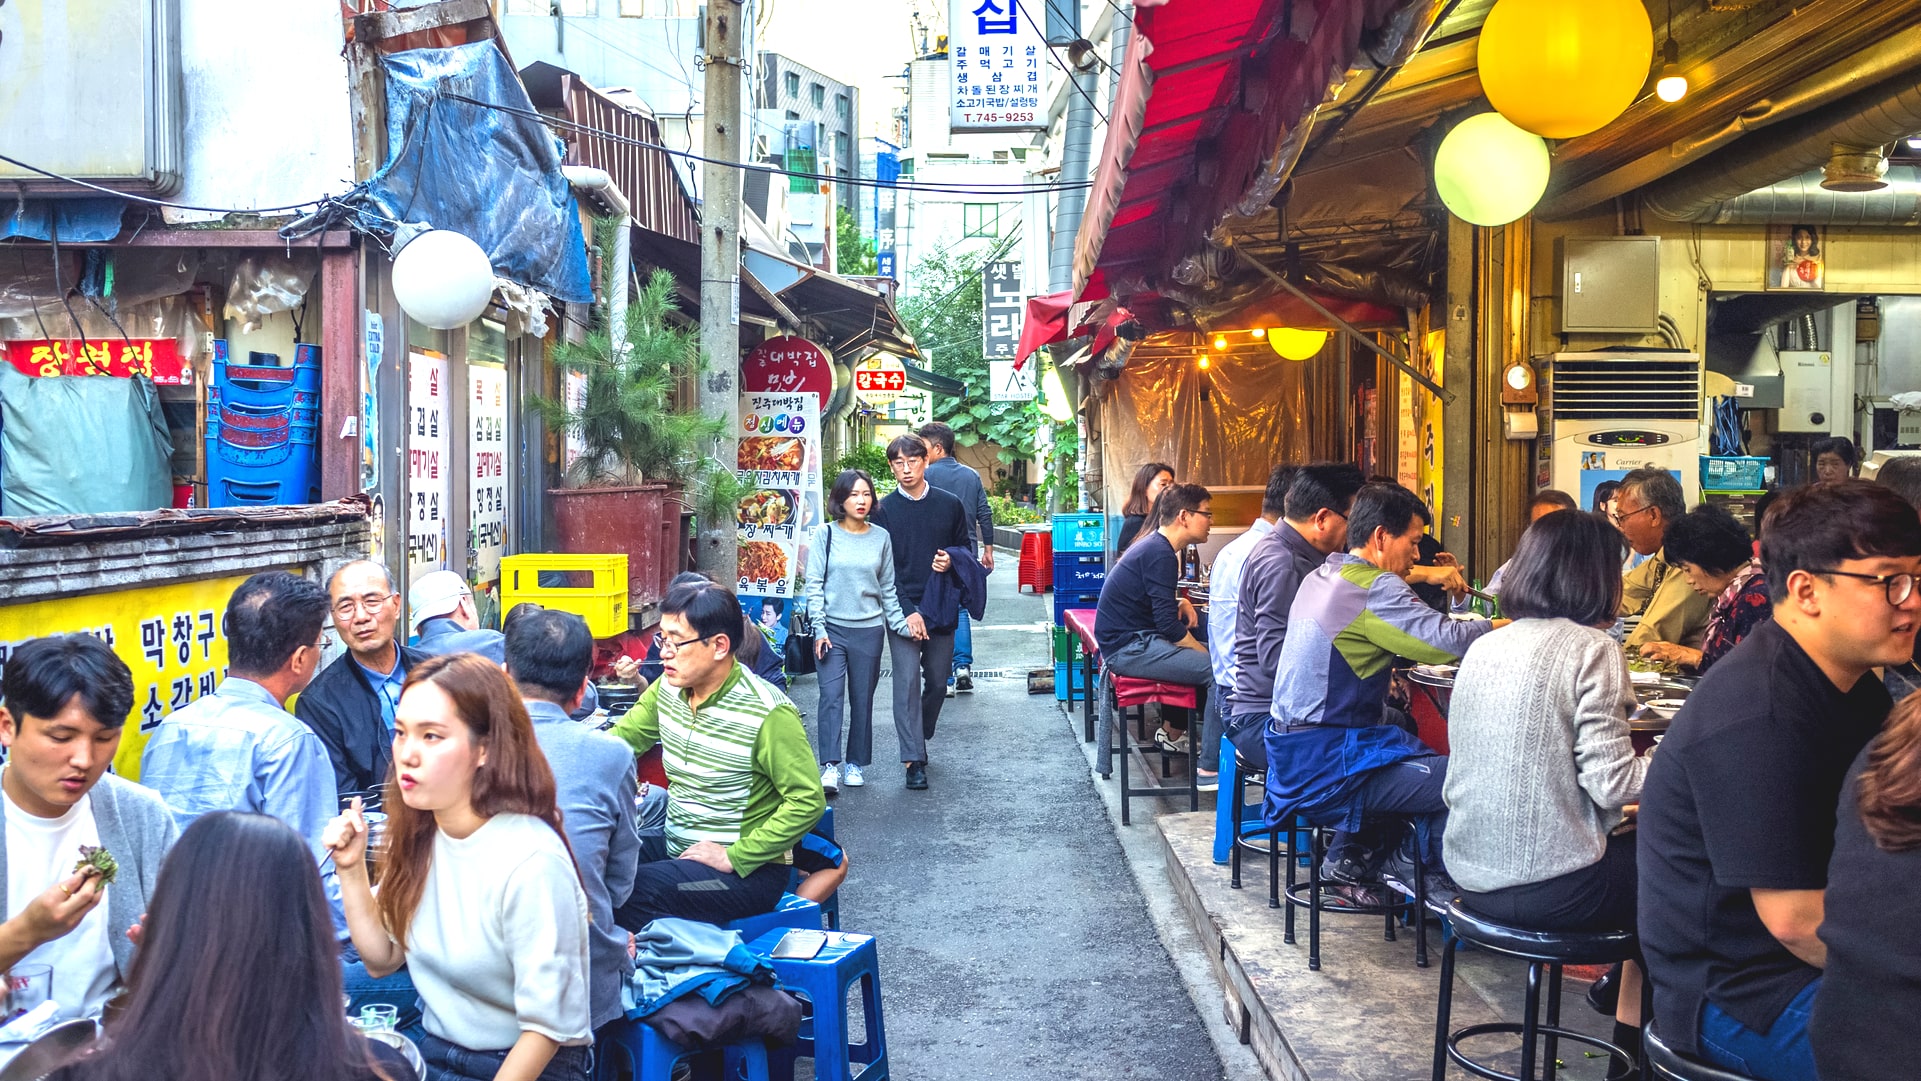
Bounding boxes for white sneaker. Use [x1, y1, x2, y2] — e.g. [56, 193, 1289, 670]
[842, 763, 865, 787]
[820, 764, 840, 794]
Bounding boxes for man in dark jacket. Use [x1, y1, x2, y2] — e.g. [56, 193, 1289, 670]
[920, 422, 994, 692]
[296, 559, 427, 799]
[870, 435, 972, 790]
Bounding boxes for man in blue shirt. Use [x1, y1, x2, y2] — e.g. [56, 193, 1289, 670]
[920, 422, 994, 693]
[1094, 482, 1215, 754]
[408, 569, 506, 663]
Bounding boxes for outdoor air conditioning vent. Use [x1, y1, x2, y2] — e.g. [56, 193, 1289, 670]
[1548, 358, 1701, 422]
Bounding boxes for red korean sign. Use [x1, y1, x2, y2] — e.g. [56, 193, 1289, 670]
[6, 339, 189, 385]
[740, 335, 833, 399]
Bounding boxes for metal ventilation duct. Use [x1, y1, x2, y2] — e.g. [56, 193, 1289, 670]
[1666, 166, 1921, 226]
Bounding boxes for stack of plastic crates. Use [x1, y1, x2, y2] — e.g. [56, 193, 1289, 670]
[205, 342, 321, 506]
[1051, 513, 1105, 626]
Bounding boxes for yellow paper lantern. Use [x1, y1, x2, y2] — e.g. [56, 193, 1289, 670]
[1477, 0, 1653, 139]
[1435, 113, 1551, 226]
[1268, 328, 1329, 361]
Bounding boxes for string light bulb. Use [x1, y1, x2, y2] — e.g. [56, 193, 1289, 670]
[1250, 327, 1266, 339]
[1198, 353, 1211, 370]
[1212, 334, 1228, 350]
[1655, 0, 1686, 103]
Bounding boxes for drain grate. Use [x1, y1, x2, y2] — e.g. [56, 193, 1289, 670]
[867, 666, 1023, 680]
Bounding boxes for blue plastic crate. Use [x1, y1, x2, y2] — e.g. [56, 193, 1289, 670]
[206, 341, 321, 507]
[1052, 513, 1105, 554]
[1701, 456, 1768, 492]
[1053, 553, 1106, 593]
[1053, 591, 1101, 625]
[1054, 660, 1091, 701]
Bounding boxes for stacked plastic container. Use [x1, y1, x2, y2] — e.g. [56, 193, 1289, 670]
[205, 342, 321, 507]
[1051, 513, 1106, 699]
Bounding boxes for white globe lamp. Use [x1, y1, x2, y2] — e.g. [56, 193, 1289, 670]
[392, 230, 496, 330]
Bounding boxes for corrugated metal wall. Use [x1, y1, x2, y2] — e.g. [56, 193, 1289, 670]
[561, 76, 698, 244]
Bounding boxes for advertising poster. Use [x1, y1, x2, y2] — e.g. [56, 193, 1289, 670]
[0, 574, 246, 779]
[407, 351, 451, 581]
[947, 0, 1046, 134]
[735, 391, 822, 606]
[468, 363, 508, 588]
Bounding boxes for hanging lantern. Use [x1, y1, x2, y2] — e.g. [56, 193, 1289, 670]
[1435, 113, 1552, 226]
[1268, 328, 1329, 361]
[1477, 0, 1653, 139]
[1040, 363, 1074, 423]
[392, 230, 495, 330]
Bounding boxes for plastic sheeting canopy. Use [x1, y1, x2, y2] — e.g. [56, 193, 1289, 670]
[0, 366, 172, 517]
[367, 42, 593, 305]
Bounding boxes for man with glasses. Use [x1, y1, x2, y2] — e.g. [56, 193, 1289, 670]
[1612, 467, 1712, 650]
[609, 582, 823, 930]
[295, 560, 427, 800]
[1094, 482, 1217, 755]
[1639, 481, 1921, 1080]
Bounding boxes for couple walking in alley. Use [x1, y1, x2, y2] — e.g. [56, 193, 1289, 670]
[803, 424, 994, 793]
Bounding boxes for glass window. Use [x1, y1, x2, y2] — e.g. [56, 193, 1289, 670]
[963, 203, 1000, 238]
[619, 0, 693, 13]
[835, 92, 850, 120]
[810, 83, 825, 108]
[784, 109, 800, 121]
[785, 72, 800, 98]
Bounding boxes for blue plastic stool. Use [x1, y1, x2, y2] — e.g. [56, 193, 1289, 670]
[597, 1016, 772, 1081]
[747, 929, 888, 1081]
[787, 806, 842, 931]
[726, 894, 822, 942]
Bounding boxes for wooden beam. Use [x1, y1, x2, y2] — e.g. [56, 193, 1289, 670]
[352, 0, 491, 43]
[319, 249, 360, 501]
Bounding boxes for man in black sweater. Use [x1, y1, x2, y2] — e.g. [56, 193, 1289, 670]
[1094, 482, 1214, 752]
[870, 434, 972, 790]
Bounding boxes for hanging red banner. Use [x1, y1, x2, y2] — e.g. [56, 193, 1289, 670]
[5, 339, 189, 384]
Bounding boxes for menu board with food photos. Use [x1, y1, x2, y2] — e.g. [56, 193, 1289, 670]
[735, 391, 822, 604]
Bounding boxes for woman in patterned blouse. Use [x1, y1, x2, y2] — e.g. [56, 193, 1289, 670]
[1637, 503, 1772, 673]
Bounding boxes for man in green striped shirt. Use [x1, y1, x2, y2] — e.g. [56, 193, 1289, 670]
[610, 583, 825, 930]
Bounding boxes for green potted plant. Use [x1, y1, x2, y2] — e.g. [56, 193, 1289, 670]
[532, 267, 746, 608]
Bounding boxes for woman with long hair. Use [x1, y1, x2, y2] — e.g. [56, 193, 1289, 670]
[1115, 462, 1174, 553]
[46, 812, 412, 1081]
[805, 468, 911, 794]
[326, 653, 592, 1081]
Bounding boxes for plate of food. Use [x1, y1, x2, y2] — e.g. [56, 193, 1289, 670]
[1645, 698, 1688, 719]
[738, 436, 805, 473]
[738, 540, 789, 584]
[737, 489, 796, 529]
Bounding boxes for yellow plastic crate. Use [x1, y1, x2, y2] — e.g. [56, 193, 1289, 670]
[499, 553, 629, 638]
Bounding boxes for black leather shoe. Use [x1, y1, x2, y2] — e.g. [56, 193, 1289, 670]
[1587, 963, 1622, 1015]
[905, 762, 928, 790]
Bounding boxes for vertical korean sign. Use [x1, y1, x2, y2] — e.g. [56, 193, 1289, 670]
[469, 364, 508, 587]
[735, 391, 822, 635]
[408, 352, 451, 582]
[983, 260, 1035, 400]
[948, 0, 1047, 134]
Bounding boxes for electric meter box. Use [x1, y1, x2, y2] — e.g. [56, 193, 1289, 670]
[1557, 236, 1661, 335]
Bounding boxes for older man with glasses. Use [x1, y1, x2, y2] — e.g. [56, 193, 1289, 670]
[294, 559, 428, 801]
[1612, 467, 1712, 650]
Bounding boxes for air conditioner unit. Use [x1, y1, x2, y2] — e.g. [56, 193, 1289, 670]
[1542, 352, 1704, 508]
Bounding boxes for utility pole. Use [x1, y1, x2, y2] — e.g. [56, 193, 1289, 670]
[696, 0, 746, 585]
[1046, 0, 1101, 514]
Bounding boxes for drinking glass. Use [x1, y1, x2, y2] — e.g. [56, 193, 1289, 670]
[359, 1004, 399, 1032]
[4, 964, 52, 1020]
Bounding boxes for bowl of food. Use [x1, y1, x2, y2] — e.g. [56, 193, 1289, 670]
[1646, 698, 1688, 719]
[737, 489, 796, 529]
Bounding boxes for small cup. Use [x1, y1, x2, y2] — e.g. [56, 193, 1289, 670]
[360, 1003, 399, 1032]
[5, 964, 52, 1020]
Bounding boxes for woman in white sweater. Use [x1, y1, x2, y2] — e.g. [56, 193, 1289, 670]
[327, 653, 592, 1081]
[805, 468, 914, 794]
[1443, 510, 1649, 1043]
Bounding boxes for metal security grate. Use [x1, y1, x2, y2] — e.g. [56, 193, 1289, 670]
[1549, 359, 1700, 421]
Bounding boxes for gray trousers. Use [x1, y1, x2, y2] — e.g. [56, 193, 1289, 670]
[886, 628, 955, 763]
[815, 621, 884, 766]
[1097, 632, 1215, 776]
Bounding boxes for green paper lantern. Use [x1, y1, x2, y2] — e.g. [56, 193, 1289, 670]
[1435, 113, 1551, 227]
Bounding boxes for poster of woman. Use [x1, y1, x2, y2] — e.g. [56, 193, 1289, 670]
[1770, 223, 1826, 290]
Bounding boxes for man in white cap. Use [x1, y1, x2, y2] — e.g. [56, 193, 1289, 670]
[409, 569, 506, 663]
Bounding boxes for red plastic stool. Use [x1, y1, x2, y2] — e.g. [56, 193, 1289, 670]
[1018, 530, 1053, 593]
[1098, 673, 1201, 825]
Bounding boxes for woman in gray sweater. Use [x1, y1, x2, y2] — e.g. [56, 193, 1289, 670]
[805, 469, 912, 793]
[1443, 510, 1650, 1040]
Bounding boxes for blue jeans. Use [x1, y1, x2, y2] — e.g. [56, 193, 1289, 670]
[421, 1032, 592, 1081]
[342, 945, 426, 1045]
[951, 608, 974, 672]
[1698, 979, 1820, 1081]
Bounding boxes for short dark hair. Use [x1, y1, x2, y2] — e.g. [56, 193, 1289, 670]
[1877, 457, 1921, 509]
[1753, 488, 1784, 538]
[1156, 482, 1211, 522]
[504, 609, 595, 703]
[917, 422, 956, 455]
[1285, 463, 1366, 521]
[1346, 483, 1430, 548]
[1, 634, 133, 729]
[669, 571, 712, 591]
[662, 581, 743, 653]
[1590, 480, 1622, 515]
[885, 434, 928, 462]
[1498, 509, 1623, 626]
[1617, 467, 1686, 524]
[1761, 480, 1921, 601]
[1662, 504, 1754, 576]
[224, 572, 329, 678]
[1260, 463, 1302, 517]
[828, 469, 877, 520]
[1812, 436, 1860, 470]
[1530, 489, 1579, 514]
[502, 601, 545, 637]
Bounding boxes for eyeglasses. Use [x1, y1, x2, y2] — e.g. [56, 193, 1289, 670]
[658, 632, 718, 658]
[332, 592, 397, 618]
[1184, 510, 1214, 519]
[1609, 504, 1657, 527]
[1814, 568, 1918, 606]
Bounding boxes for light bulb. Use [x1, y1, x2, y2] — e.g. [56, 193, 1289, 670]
[1250, 327, 1267, 339]
[1212, 334, 1228, 350]
[1907, 136, 1921, 151]
[1198, 354, 1211, 370]
[1656, 68, 1687, 103]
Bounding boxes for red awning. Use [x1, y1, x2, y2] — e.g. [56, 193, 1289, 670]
[1074, 0, 1418, 300]
[1013, 292, 1134, 369]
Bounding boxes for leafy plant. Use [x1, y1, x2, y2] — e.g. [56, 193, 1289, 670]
[829, 443, 896, 496]
[897, 247, 1043, 465]
[834, 207, 878, 277]
[988, 494, 1043, 526]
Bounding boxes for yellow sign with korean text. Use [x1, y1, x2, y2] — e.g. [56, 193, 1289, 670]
[0, 575, 246, 780]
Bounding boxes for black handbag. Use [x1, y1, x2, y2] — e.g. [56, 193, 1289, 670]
[784, 526, 829, 676]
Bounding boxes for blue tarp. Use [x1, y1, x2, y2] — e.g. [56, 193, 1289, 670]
[367, 42, 593, 304]
[0, 198, 126, 243]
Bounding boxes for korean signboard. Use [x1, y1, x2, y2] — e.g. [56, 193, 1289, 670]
[6, 338, 188, 384]
[735, 391, 823, 635]
[0, 574, 246, 779]
[983, 260, 1024, 360]
[469, 363, 508, 587]
[990, 360, 1036, 401]
[948, 0, 1046, 134]
[853, 355, 907, 405]
[741, 336, 834, 400]
[407, 352, 451, 581]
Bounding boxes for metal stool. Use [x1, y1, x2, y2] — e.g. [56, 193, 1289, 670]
[1431, 899, 1639, 1081]
[1226, 752, 1290, 908]
[1644, 1021, 1761, 1081]
[1095, 670, 1201, 824]
[1061, 609, 1100, 743]
[1283, 818, 1429, 970]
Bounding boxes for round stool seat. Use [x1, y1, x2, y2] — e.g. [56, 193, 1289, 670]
[1444, 899, 1638, 966]
[1645, 1021, 1762, 1081]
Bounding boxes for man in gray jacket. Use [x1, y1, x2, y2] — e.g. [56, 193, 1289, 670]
[0, 634, 178, 1020]
[506, 608, 641, 1036]
[920, 422, 994, 692]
